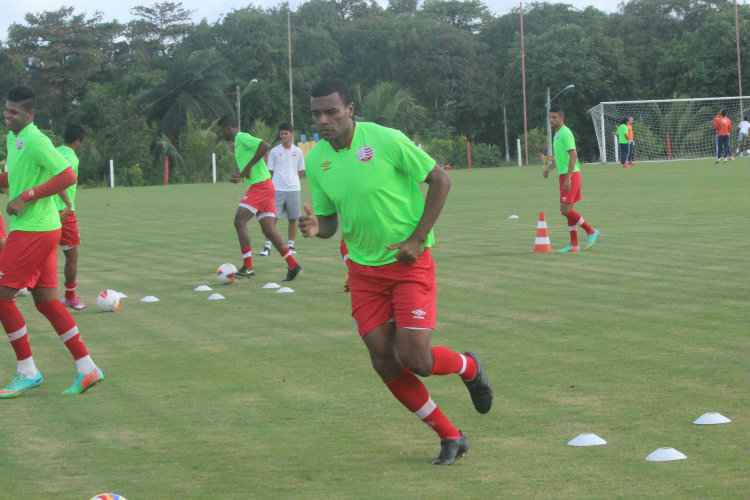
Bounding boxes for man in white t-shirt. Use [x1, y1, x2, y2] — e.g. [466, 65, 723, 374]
[736, 116, 750, 156]
[260, 123, 306, 256]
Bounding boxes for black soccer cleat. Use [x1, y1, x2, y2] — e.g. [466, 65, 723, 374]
[432, 432, 469, 465]
[463, 352, 493, 414]
[236, 266, 255, 278]
[283, 265, 302, 282]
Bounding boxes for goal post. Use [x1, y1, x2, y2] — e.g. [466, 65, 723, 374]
[589, 96, 750, 163]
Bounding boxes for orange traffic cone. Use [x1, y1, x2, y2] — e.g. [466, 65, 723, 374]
[533, 212, 552, 253]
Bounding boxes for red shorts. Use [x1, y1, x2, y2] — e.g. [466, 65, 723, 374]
[348, 249, 437, 336]
[59, 211, 81, 249]
[0, 217, 6, 240]
[0, 230, 61, 289]
[559, 171, 582, 204]
[239, 179, 276, 219]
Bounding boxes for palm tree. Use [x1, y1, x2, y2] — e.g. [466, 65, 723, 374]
[139, 48, 232, 141]
[360, 81, 427, 135]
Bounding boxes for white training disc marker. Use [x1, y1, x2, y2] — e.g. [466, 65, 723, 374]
[263, 282, 281, 289]
[141, 296, 160, 303]
[567, 433, 607, 447]
[646, 448, 687, 462]
[507, 214, 520, 220]
[277, 287, 295, 294]
[693, 412, 732, 425]
[208, 293, 225, 301]
[194, 285, 213, 292]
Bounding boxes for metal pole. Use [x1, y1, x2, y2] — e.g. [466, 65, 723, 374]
[519, 1, 529, 166]
[614, 134, 619, 164]
[109, 159, 115, 188]
[236, 84, 241, 130]
[600, 106, 607, 163]
[517, 138, 522, 167]
[288, 6, 295, 128]
[503, 106, 510, 162]
[736, 0, 744, 117]
[546, 87, 552, 162]
[212, 153, 217, 184]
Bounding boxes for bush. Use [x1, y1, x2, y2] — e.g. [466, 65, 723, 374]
[471, 142, 503, 167]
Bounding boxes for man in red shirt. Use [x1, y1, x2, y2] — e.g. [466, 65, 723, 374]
[714, 109, 733, 163]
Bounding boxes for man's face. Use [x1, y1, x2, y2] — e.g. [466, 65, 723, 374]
[3, 100, 33, 134]
[311, 92, 353, 142]
[549, 112, 563, 130]
[279, 129, 293, 146]
[222, 125, 237, 142]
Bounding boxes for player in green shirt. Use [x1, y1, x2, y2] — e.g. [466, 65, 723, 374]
[0, 86, 103, 398]
[616, 117, 630, 167]
[56, 125, 87, 310]
[299, 80, 492, 465]
[219, 116, 302, 281]
[543, 107, 600, 253]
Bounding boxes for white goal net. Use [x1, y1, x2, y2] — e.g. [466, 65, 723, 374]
[589, 97, 750, 163]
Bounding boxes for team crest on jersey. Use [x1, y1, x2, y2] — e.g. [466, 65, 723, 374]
[357, 146, 374, 163]
[321, 160, 332, 172]
[15, 139, 24, 150]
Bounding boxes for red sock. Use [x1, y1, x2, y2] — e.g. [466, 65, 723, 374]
[65, 281, 76, 300]
[35, 300, 89, 360]
[280, 246, 299, 269]
[431, 346, 477, 381]
[568, 210, 595, 235]
[0, 299, 31, 360]
[386, 369, 461, 439]
[241, 246, 253, 269]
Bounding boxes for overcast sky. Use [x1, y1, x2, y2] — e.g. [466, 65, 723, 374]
[1, 0, 621, 41]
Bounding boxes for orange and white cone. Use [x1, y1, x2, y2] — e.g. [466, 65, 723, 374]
[533, 212, 552, 253]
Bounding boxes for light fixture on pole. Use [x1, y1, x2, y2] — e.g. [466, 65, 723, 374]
[546, 84, 575, 161]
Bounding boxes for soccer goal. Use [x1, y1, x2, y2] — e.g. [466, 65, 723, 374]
[589, 97, 750, 163]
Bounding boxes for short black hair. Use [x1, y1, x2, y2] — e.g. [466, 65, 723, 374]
[219, 114, 237, 128]
[64, 124, 86, 144]
[549, 106, 564, 116]
[720, 109, 727, 116]
[7, 86, 34, 111]
[278, 122, 293, 132]
[311, 79, 353, 105]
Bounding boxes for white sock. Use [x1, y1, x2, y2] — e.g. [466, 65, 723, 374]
[17, 357, 39, 378]
[288, 240, 295, 247]
[75, 355, 97, 375]
[264, 240, 272, 249]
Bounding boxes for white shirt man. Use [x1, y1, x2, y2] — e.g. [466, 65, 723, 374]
[261, 125, 306, 255]
[737, 119, 750, 156]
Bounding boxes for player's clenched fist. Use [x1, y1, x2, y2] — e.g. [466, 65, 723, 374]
[299, 204, 319, 237]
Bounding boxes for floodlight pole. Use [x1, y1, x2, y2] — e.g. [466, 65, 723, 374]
[288, 5, 295, 129]
[736, 0, 744, 117]
[236, 84, 241, 130]
[520, 1, 529, 166]
[503, 105, 510, 162]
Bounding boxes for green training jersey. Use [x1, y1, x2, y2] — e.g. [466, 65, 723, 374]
[553, 125, 581, 175]
[617, 124, 629, 144]
[55, 145, 79, 211]
[306, 122, 437, 267]
[5, 123, 69, 232]
[234, 132, 270, 187]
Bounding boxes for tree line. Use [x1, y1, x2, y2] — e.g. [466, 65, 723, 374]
[1, 0, 747, 185]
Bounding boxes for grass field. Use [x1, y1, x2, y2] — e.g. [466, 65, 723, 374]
[0, 159, 748, 499]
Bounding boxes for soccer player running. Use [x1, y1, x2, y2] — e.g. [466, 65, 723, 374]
[220, 116, 302, 281]
[735, 115, 750, 157]
[299, 80, 492, 465]
[260, 123, 305, 257]
[616, 117, 630, 168]
[56, 125, 86, 310]
[543, 107, 600, 253]
[0, 86, 103, 398]
[714, 109, 733, 163]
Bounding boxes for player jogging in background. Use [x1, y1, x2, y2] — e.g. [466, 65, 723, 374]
[543, 106, 600, 253]
[260, 123, 305, 257]
[714, 109, 732, 163]
[219, 115, 302, 282]
[626, 116, 635, 166]
[56, 125, 86, 310]
[0, 86, 103, 398]
[736, 115, 750, 157]
[616, 117, 630, 168]
[300, 79, 492, 466]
